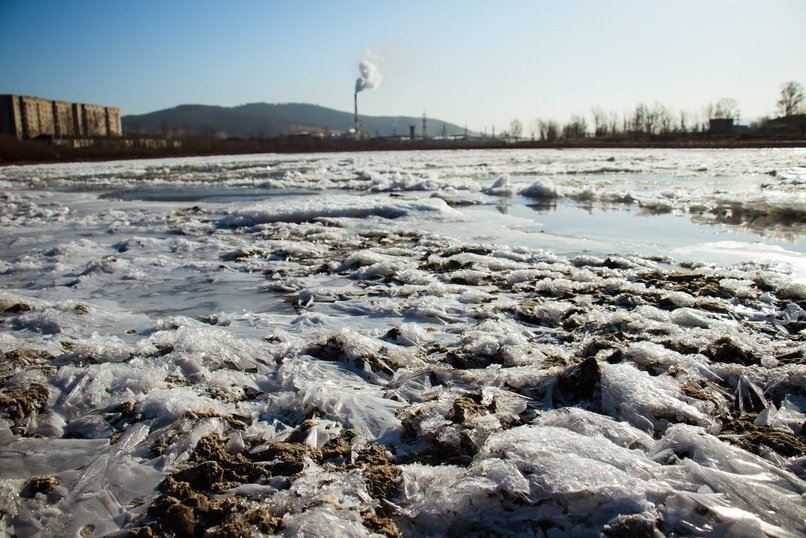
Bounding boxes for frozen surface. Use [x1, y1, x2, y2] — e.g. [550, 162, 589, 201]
[1, 148, 805, 536]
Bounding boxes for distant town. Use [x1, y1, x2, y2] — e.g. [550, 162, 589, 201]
[2, 83, 805, 164]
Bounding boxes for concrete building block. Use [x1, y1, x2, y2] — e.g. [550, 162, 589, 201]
[105, 107, 122, 136]
[82, 104, 108, 137]
[52, 100, 77, 137]
[0, 95, 23, 138]
[21, 96, 56, 138]
[0, 95, 122, 140]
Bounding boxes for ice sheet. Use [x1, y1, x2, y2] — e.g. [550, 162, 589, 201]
[1, 148, 804, 536]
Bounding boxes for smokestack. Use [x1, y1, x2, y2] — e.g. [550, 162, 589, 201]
[353, 59, 381, 137]
[355, 60, 381, 93]
[354, 92, 360, 136]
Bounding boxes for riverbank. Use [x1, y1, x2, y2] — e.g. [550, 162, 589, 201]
[2, 131, 805, 165]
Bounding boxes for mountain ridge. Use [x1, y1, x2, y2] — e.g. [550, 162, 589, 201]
[122, 102, 470, 138]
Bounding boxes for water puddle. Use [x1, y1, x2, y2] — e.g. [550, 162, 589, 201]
[482, 196, 805, 252]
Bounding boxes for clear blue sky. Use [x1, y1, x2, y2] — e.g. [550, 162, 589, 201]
[1, 0, 804, 131]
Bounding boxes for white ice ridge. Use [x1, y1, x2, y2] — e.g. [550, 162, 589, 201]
[218, 194, 464, 227]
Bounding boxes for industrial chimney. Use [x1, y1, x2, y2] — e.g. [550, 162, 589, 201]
[354, 59, 380, 139]
[354, 92, 361, 137]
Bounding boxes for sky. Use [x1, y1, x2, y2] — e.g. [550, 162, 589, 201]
[1, 0, 804, 132]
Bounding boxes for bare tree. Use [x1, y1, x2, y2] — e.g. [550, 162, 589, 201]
[631, 103, 648, 135]
[537, 119, 559, 141]
[710, 98, 740, 120]
[591, 106, 608, 137]
[509, 119, 523, 141]
[563, 115, 588, 139]
[678, 110, 689, 133]
[608, 111, 620, 136]
[535, 120, 547, 141]
[643, 103, 659, 135]
[777, 81, 805, 117]
[654, 102, 673, 135]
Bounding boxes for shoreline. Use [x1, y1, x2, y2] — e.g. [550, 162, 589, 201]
[2, 134, 805, 166]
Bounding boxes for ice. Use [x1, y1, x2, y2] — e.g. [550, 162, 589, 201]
[218, 194, 463, 227]
[273, 356, 404, 443]
[0, 436, 109, 478]
[139, 388, 227, 428]
[520, 179, 558, 199]
[0, 479, 20, 520]
[481, 425, 660, 482]
[622, 341, 721, 383]
[600, 362, 716, 433]
[661, 489, 802, 538]
[1, 148, 805, 536]
[533, 407, 655, 451]
[396, 425, 664, 536]
[661, 454, 806, 537]
[385, 323, 438, 347]
[483, 175, 517, 196]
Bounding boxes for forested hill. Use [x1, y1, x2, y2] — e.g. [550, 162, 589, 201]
[122, 102, 470, 138]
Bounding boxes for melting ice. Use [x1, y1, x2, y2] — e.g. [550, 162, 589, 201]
[0, 148, 805, 537]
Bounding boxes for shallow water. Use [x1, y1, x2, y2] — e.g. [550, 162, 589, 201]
[101, 184, 806, 255]
[483, 196, 806, 253]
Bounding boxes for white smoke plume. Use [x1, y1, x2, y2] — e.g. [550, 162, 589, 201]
[355, 60, 382, 93]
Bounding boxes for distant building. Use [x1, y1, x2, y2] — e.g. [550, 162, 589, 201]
[708, 118, 734, 134]
[764, 114, 806, 136]
[0, 95, 122, 140]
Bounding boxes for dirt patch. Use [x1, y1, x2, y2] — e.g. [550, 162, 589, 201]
[640, 271, 735, 300]
[306, 335, 396, 376]
[321, 428, 359, 461]
[602, 513, 662, 537]
[399, 415, 480, 467]
[720, 416, 806, 458]
[364, 464, 402, 501]
[169, 462, 227, 493]
[703, 336, 760, 366]
[257, 442, 323, 476]
[680, 383, 726, 409]
[143, 433, 274, 537]
[209, 509, 282, 538]
[0, 382, 49, 432]
[445, 348, 504, 369]
[352, 443, 389, 467]
[191, 433, 268, 484]
[21, 476, 59, 498]
[364, 513, 403, 538]
[147, 493, 248, 538]
[3, 302, 32, 313]
[184, 410, 248, 430]
[143, 429, 405, 536]
[553, 357, 602, 408]
[1, 349, 55, 377]
[448, 396, 487, 424]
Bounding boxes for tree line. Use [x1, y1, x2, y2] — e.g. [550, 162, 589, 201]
[506, 81, 805, 141]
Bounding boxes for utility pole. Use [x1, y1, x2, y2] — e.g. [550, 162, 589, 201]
[422, 110, 427, 139]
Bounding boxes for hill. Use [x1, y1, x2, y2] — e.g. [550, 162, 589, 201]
[122, 102, 470, 138]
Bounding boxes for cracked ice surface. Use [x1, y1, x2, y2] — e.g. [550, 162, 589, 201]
[0, 148, 805, 537]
